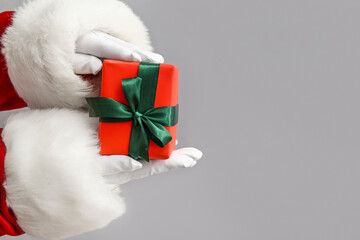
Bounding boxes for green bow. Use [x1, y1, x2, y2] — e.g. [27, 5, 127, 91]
[86, 63, 178, 161]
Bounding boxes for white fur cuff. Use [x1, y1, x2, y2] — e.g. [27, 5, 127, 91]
[2, 0, 152, 109]
[1, 109, 125, 239]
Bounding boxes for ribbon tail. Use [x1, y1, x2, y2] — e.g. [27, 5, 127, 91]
[142, 118, 173, 148]
[128, 120, 150, 161]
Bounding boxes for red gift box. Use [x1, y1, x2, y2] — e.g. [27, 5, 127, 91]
[96, 60, 178, 159]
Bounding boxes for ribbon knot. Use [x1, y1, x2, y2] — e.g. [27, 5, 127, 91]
[86, 63, 178, 161]
[134, 111, 143, 120]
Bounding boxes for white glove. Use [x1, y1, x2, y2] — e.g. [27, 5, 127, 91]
[101, 147, 203, 188]
[73, 31, 164, 75]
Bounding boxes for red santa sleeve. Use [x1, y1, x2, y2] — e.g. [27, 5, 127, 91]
[0, 11, 26, 237]
[0, 128, 24, 237]
[0, 11, 27, 112]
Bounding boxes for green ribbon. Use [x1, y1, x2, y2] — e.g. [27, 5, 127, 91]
[86, 63, 179, 161]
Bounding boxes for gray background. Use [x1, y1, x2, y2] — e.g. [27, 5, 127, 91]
[2, 0, 360, 239]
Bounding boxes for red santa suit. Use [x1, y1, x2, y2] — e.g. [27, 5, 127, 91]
[0, 11, 26, 237]
[0, 130, 24, 236]
[0, 11, 27, 112]
[0, 0, 153, 239]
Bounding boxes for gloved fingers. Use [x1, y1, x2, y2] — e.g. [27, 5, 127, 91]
[100, 155, 143, 176]
[77, 31, 164, 63]
[149, 154, 197, 174]
[172, 147, 203, 161]
[73, 53, 103, 75]
[76, 31, 142, 62]
[136, 152, 198, 177]
[103, 148, 202, 186]
[138, 50, 164, 64]
[108, 154, 197, 186]
[97, 31, 164, 63]
[104, 160, 153, 186]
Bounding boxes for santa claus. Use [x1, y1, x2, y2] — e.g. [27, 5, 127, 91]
[0, 0, 202, 239]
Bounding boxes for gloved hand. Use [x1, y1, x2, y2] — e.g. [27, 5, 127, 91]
[73, 31, 164, 75]
[101, 147, 202, 188]
[73, 31, 203, 185]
